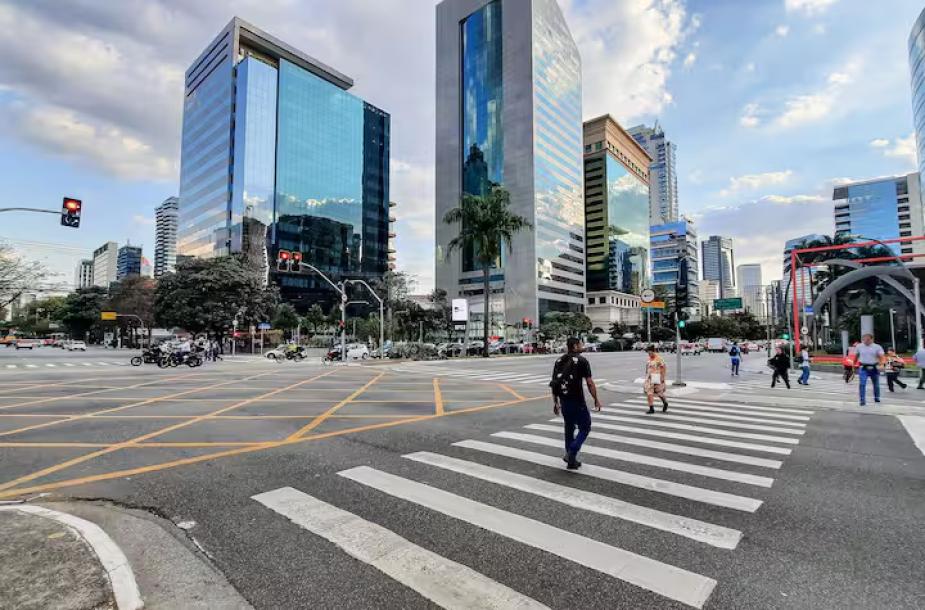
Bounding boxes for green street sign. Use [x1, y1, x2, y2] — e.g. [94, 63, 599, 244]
[713, 297, 743, 311]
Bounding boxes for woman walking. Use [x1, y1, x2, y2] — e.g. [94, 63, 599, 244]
[798, 347, 811, 385]
[843, 345, 858, 383]
[768, 347, 791, 389]
[885, 348, 908, 392]
[644, 345, 668, 414]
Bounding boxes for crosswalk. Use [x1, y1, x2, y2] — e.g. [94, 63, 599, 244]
[251, 392, 817, 608]
[388, 362, 607, 387]
[1, 360, 130, 370]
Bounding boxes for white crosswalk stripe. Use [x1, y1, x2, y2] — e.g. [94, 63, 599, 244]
[523, 424, 784, 469]
[662, 396, 814, 415]
[493, 432, 775, 487]
[339, 466, 718, 609]
[252, 486, 548, 610]
[45, 363, 56, 367]
[620, 401, 811, 422]
[553, 416, 800, 445]
[405, 451, 743, 549]
[561, 420, 792, 454]
[594, 411, 805, 436]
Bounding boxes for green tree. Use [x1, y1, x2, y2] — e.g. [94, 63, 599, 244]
[0, 244, 48, 311]
[442, 186, 531, 355]
[302, 304, 327, 335]
[60, 287, 108, 340]
[155, 256, 278, 337]
[272, 303, 301, 336]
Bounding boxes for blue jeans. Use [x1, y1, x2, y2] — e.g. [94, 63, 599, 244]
[561, 397, 591, 458]
[730, 358, 740, 375]
[858, 367, 880, 404]
[800, 366, 810, 384]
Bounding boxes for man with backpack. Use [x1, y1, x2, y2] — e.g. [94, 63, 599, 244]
[729, 341, 741, 376]
[550, 337, 602, 470]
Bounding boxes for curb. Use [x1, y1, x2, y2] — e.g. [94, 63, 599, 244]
[0, 504, 142, 610]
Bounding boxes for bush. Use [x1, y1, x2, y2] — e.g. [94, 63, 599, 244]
[600, 340, 623, 352]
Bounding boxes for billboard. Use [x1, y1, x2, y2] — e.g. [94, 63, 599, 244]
[451, 299, 469, 322]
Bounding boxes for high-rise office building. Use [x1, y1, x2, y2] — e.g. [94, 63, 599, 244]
[154, 196, 179, 277]
[736, 263, 763, 316]
[650, 218, 699, 306]
[117, 244, 143, 280]
[74, 259, 94, 290]
[435, 0, 584, 326]
[91, 241, 118, 288]
[909, 7, 925, 182]
[783, 234, 823, 309]
[833, 174, 924, 256]
[583, 115, 651, 297]
[628, 122, 679, 225]
[177, 17, 390, 308]
[701, 235, 736, 298]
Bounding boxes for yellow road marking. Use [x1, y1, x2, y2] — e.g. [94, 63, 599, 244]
[499, 383, 525, 401]
[433, 378, 444, 415]
[0, 394, 546, 500]
[0, 369, 338, 492]
[286, 372, 385, 440]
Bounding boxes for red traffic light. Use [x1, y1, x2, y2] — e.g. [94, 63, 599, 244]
[64, 198, 81, 212]
[278, 250, 291, 261]
[61, 197, 82, 228]
[292, 251, 303, 262]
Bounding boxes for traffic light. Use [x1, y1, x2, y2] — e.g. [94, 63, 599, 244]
[675, 257, 690, 308]
[291, 251, 303, 272]
[276, 250, 292, 272]
[781, 332, 790, 340]
[678, 320, 686, 329]
[522, 317, 533, 329]
[60, 197, 82, 228]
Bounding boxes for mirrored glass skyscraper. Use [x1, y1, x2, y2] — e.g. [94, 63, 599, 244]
[909, 7, 925, 181]
[177, 17, 390, 309]
[436, 0, 584, 327]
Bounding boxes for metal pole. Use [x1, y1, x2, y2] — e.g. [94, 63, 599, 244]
[889, 308, 896, 350]
[340, 283, 346, 363]
[791, 250, 800, 356]
[343, 279, 384, 358]
[674, 321, 683, 386]
[914, 277, 923, 352]
[0, 208, 60, 215]
[646, 308, 651, 343]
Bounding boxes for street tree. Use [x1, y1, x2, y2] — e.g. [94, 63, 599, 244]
[302, 304, 327, 335]
[443, 186, 531, 355]
[60, 287, 108, 340]
[272, 303, 300, 337]
[155, 255, 278, 338]
[0, 244, 48, 311]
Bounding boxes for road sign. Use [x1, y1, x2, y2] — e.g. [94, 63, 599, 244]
[713, 297, 743, 311]
[801, 326, 809, 336]
[258, 322, 271, 330]
[641, 301, 666, 309]
[451, 298, 469, 322]
[804, 305, 814, 315]
[100, 311, 117, 321]
[640, 288, 656, 303]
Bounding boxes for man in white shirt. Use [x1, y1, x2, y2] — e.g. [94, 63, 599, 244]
[855, 334, 885, 406]
[915, 342, 925, 389]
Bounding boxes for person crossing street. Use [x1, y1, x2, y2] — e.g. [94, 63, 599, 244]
[768, 347, 791, 389]
[729, 342, 741, 376]
[915, 342, 925, 390]
[643, 345, 668, 414]
[884, 348, 907, 392]
[856, 333, 886, 406]
[798, 348, 811, 385]
[549, 337, 602, 470]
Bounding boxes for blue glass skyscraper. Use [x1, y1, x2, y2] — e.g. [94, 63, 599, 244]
[910, 7, 925, 180]
[177, 17, 390, 309]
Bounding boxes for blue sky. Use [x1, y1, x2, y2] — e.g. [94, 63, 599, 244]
[0, 0, 921, 293]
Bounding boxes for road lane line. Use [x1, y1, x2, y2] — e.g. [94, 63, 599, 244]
[252, 486, 548, 610]
[494, 432, 774, 487]
[565, 416, 800, 445]
[287, 372, 385, 440]
[658, 397, 814, 415]
[499, 384, 526, 401]
[25, 365, 37, 368]
[433, 378, 444, 416]
[454, 440, 762, 512]
[44, 364, 56, 367]
[595, 412, 805, 436]
[619, 402, 811, 422]
[339, 466, 717, 608]
[523, 424, 783, 469]
[405, 452, 742, 549]
[518, 377, 550, 384]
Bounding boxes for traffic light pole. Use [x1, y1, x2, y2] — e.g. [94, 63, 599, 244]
[0, 208, 59, 215]
[297, 262, 347, 363]
[345, 279, 384, 358]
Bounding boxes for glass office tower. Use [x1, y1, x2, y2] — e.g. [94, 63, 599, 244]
[436, 0, 584, 328]
[177, 17, 390, 309]
[910, 7, 925, 182]
[833, 174, 924, 256]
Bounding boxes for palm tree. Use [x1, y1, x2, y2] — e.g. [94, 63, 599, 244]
[443, 186, 532, 356]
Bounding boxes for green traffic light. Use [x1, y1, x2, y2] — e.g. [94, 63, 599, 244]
[781, 333, 790, 340]
[678, 320, 686, 328]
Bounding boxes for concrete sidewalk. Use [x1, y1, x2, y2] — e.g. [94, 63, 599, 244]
[0, 500, 252, 610]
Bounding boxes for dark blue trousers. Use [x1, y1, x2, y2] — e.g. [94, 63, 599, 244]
[561, 397, 591, 458]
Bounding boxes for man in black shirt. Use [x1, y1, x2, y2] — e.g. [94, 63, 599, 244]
[550, 337, 602, 469]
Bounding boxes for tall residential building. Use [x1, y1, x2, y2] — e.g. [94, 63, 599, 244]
[833, 173, 924, 256]
[628, 122, 679, 225]
[701, 235, 735, 298]
[74, 259, 93, 289]
[910, 7, 925, 182]
[583, 115, 651, 297]
[154, 196, 179, 277]
[117, 244, 143, 280]
[91, 241, 118, 288]
[736, 263, 763, 316]
[435, 0, 584, 326]
[650, 218, 699, 306]
[698, 279, 721, 317]
[177, 17, 390, 309]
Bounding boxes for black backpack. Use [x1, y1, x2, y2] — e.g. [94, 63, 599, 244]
[550, 355, 583, 397]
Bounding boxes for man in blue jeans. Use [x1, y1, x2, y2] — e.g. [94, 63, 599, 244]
[855, 333, 885, 406]
[550, 337, 603, 469]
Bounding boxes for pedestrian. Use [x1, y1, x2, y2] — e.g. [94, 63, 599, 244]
[643, 345, 668, 414]
[729, 341, 741, 376]
[915, 342, 925, 389]
[884, 348, 907, 392]
[768, 347, 791, 389]
[842, 344, 858, 383]
[798, 347, 811, 385]
[549, 337, 602, 470]
[856, 333, 885, 406]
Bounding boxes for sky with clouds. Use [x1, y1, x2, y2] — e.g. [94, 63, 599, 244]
[0, 0, 922, 292]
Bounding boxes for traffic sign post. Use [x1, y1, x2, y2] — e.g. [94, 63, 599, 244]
[640, 289, 655, 304]
[713, 297, 743, 311]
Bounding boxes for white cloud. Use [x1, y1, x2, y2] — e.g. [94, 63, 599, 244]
[769, 60, 860, 129]
[739, 103, 762, 128]
[870, 133, 917, 168]
[869, 138, 890, 148]
[683, 52, 697, 68]
[775, 25, 790, 37]
[720, 170, 794, 197]
[132, 214, 156, 226]
[785, 0, 839, 16]
[565, 0, 695, 121]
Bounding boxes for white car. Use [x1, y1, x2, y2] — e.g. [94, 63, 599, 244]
[14, 338, 40, 350]
[345, 343, 370, 360]
[66, 341, 87, 351]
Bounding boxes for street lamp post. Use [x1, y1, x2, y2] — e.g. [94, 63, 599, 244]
[889, 308, 897, 350]
[299, 262, 348, 362]
[344, 279, 385, 359]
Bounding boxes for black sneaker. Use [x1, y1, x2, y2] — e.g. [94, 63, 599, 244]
[662, 402, 668, 413]
[566, 459, 582, 470]
[646, 407, 655, 414]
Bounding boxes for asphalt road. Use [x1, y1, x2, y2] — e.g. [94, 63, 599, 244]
[0, 352, 923, 609]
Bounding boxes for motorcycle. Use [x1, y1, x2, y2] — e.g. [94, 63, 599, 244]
[157, 351, 202, 368]
[130, 348, 160, 367]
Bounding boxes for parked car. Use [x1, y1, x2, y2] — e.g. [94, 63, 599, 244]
[14, 338, 41, 350]
[706, 338, 726, 353]
[679, 342, 702, 356]
[584, 342, 601, 352]
[66, 341, 88, 351]
[466, 341, 485, 356]
[345, 343, 370, 360]
[437, 342, 465, 358]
